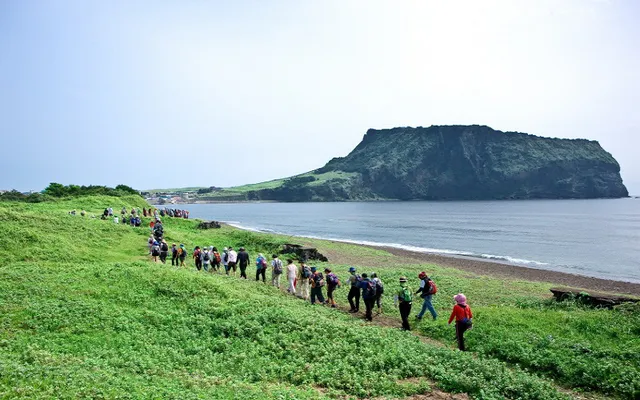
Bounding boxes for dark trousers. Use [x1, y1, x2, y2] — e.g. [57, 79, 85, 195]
[171, 254, 178, 266]
[399, 302, 412, 330]
[256, 268, 266, 282]
[374, 293, 382, 309]
[327, 285, 336, 305]
[159, 252, 167, 264]
[363, 297, 375, 321]
[311, 287, 325, 304]
[348, 287, 360, 311]
[455, 322, 469, 351]
[212, 261, 220, 271]
[239, 263, 248, 279]
[195, 259, 202, 270]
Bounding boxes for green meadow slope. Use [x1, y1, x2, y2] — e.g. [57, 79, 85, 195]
[0, 196, 638, 399]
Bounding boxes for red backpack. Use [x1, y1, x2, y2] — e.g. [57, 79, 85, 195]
[428, 280, 438, 295]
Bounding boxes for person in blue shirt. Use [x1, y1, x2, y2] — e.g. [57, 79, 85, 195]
[358, 273, 377, 322]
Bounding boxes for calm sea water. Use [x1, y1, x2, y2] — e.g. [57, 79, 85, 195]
[177, 199, 640, 283]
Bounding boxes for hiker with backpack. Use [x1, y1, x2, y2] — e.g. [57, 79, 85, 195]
[171, 243, 178, 266]
[416, 272, 438, 321]
[237, 247, 250, 279]
[309, 267, 326, 305]
[211, 247, 221, 272]
[324, 268, 340, 308]
[286, 259, 298, 294]
[358, 273, 377, 321]
[448, 293, 473, 351]
[151, 241, 161, 262]
[347, 267, 362, 313]
[227, 247, 238, 276]
[271, 255, 283, 288]
[193, 246, 202, 270]
[371, 272, 384, 313]
[298, 261, 312, 300]
[396, 276, 413, 331]
[222, 248, 229, 274]
[178, 244, 187, 266]
[159, 240, 169, 264]
[202, 247, 211, 271]
[256, 253, 268, 283]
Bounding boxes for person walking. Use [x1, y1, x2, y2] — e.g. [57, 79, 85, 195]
[448, 294, 473, 351]
[202, 247, 211, 272]
[256, 253, 267, 282]
[358, 273, 377, 321]
[416, 271, 438, 320]
[171, 243, 178, 266]
[227, 247, 238, 276]
[286, 259, 298, 294]
[298, 261, 312, 300]
[179, 244, 187, 267]
[237, 247, 250, 279]
[325, 268, 340, 308]
[150, 241, 160, 262]
[222, 247, 230, 275]
[271, 255, 283, 288]
[346, 267, 362, 313]
[193, 246, 202, 270]
[211, 247, 221, 272]
[309, 267, 326, 305]
[396, 276, 413, 331]
[159, 240, 169, 264]
[371, 272, 384, 314]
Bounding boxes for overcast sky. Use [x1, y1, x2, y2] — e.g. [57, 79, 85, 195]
[1, 0, 638, 193]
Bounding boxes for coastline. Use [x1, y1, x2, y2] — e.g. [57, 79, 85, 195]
[225, 223, 640, 297]
[371, 245, 640, 296]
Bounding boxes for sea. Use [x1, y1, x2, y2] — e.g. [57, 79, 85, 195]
[176, 199, 640, 283]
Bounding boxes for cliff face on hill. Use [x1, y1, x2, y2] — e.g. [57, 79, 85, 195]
[243, 125, 628, 201]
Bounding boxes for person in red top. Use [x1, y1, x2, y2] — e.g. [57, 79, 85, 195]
[448, 293, 473, 351]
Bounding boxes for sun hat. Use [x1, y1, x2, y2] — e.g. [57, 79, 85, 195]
[399, 276, 408, 283]
[418, 271, 427, 279]
[454, 293, 467, 306]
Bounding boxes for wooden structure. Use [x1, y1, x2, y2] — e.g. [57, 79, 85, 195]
[550, 287, 640, 308]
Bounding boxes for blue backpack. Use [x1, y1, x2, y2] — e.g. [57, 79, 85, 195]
[363, 280, 377, 299]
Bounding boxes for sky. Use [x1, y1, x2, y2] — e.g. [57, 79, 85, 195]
[1, 0, 639, 193]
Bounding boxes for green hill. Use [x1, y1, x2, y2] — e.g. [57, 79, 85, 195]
[0, 196, 638, 399]
[192, 125, 628, 202]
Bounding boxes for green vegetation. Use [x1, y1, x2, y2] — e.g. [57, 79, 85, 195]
[0, 183, 139, 203]
[1, 195, 638, 399]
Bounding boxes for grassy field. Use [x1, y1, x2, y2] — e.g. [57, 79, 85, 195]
[0, 196, 638, 399]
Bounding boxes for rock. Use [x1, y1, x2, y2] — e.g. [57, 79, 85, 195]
[550, 287, 640, 308]
[281, 244, 328, 262]
[197, 221, 221, 229]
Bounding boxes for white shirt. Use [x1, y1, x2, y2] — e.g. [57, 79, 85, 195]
[227, 250, 238, 263]
[287, 264, 298, 279]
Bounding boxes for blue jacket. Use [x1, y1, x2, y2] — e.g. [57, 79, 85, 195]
[358, 278, 376, 299]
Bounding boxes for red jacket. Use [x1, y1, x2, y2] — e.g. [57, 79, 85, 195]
[448, 304, 473, 324]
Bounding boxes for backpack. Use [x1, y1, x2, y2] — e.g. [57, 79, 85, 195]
[399, 287, 413, 303]
[315, 273, 325, 287]
[151, 245, 160, 256]
[351, 274, 362, 287]
[273, 259, 283, 274]
[214, 251, 221, 263]
[194, 249, 201, 258]
[428, 280, 438, 295]
[363, 280, 377, 298]
[161, 243, 168, 252]
[203, 252, 210, 261]
[302, 266, 311, 278]
[178, 247, 184, 256]
[327, 273, 339, 286]
[460, 305, 473, 329]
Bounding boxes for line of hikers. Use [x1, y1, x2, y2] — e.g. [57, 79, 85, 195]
[146, 238, 473, 351]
